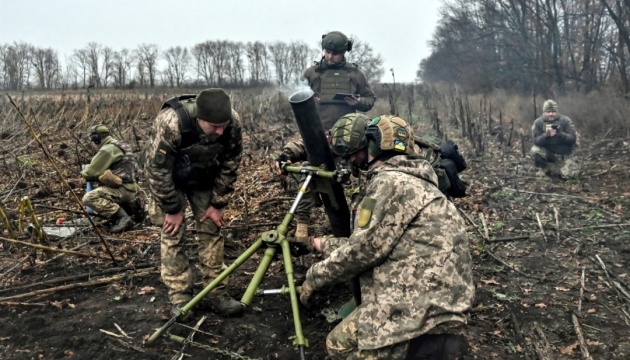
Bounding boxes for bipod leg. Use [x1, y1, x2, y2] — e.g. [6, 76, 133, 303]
[280, 237, 309, 351]
[147, 237, 265, 345]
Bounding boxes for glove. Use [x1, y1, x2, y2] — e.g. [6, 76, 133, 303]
[273, 151, 292, 175]
[289, 236, 314, 257]
[276, 151, 291, 164]
[299, 281, 315, 307]
[98, 169, 123, 188]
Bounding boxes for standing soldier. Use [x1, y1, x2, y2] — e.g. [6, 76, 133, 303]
[144, 88, 243, 317]
[81, 124, 138, 233]
[299, 115, 474, 359]
[287, 30, 376, 241]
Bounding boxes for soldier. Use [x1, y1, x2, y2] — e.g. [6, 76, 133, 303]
[293, 30, 377, 241]
[299, 115, 475, 359]
[144, 88, 243, 317]
[303, 31, 376, 130]
[81, 124, 138, 234]
[531, 99, 580, 179]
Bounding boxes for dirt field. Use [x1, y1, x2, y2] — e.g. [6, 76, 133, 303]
[0, 101, 629, 359]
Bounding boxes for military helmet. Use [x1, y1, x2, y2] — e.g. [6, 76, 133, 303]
[321, 31, 353, 52]
[365, 115, 415, 157]
[89, 124, 110, 144]
[330, 113, 371, 157]
[90, 124, 110, 135]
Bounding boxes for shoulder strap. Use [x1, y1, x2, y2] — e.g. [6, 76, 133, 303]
[161, 95, 198, 148]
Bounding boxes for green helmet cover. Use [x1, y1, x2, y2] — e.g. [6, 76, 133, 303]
[90, 124, 110, 135]
[330, 113, 371, 157]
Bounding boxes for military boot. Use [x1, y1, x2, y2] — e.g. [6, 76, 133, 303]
[290, 221, 313, 256]
[109, 207, 132, 234]
[206, 291, 244, 316]
[405, 333, 468, 360]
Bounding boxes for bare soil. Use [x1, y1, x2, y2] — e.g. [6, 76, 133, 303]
[1, 123, 629, 359]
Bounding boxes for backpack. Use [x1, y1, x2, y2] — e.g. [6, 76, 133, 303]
[415, 135, 467, 198]
[161, 94, 199, 149]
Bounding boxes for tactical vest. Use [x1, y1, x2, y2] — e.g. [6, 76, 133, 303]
[161, 95, 233, 189]
[316, 63, 357, 129]
[108, 139, 137, 183]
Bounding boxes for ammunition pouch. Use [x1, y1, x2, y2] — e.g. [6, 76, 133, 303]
[172, 143, 224, 189]
[98, 169, 124, 188]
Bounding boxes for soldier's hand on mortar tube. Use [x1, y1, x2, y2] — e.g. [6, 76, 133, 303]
[200, 206, 224, 228]
[299, 281, 315, 307]
[163, 212, 185, 236]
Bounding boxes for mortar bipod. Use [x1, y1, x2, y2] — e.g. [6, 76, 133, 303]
[147, 165, 346, 360]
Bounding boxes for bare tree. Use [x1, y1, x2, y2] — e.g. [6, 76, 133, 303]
[268, 41, 291, 84]
[163, 46, 190, 87]
[72, 48, 90, 88]
[0, 41, 32, 90]
[136, 43, 159, 87]
[192, 41, 215, 85]
[287, 41, 312, 84]
[31, 46, 59, 89]
[345, 36, 385, 85]
[111, 48, 134, 88]
[245, 41, 271, 85]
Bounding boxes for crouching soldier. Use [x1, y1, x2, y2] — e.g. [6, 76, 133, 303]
[531, 99, 580, 179]
[81, 124, 138, 233]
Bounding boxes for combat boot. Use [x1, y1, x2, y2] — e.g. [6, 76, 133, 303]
[109, 207, 132, 234]
[206, 291, 244, 316]
[290, 221, 313, 256]
[295, 221, 309, 243]
[405, 333, 468, 360]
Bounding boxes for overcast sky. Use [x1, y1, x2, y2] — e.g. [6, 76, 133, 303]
[0, 0, 442, 83]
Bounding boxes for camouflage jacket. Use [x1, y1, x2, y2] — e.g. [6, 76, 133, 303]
[303, 59, 376, 129]
[305, 155, 475, 350]
[144, 107, 243, 214]
[81, 136, 137, 191]
[532, 114, 577, 155]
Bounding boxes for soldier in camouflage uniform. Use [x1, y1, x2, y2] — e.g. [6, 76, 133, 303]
[299, 115, 475, 359]
[531, 99, 580, 179]
[144, 88, 244, 317]
[290, 31, 376, 241]
[81, 124, 138, 233]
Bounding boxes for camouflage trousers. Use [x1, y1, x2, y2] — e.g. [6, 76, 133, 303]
[149, 189, 228, 305]
[82, 185, 137, 218]
[326, 304, 409, 360]
[530, 145, 580, 179]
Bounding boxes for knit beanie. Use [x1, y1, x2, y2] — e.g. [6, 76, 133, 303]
[542, 99, 558, 112]
[196, 88, 232, 124]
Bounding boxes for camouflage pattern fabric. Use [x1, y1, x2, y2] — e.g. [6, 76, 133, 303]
[530, 145, 580, 179]
[303, 61, 375, 129]
[144, 107, 242, 214]
[82, 185, 137, 218]
[326, 306, 408, 359]
[150, 189, 228, 305]
[306, 155, 474, 353]
[144, 105, 242, 305]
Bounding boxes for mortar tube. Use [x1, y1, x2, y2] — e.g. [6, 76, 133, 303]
[288, 90, 351, 239]
[289, 90, 360, 305]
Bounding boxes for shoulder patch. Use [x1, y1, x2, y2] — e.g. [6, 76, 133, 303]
[154, 141, 174, 167]
[357, 197, 376, 228]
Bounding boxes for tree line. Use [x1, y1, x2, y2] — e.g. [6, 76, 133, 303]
[0, 38, 384, 91]
[419, 0, 630, 96]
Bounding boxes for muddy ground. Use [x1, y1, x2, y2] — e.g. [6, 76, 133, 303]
[0, 118, 629, 360]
